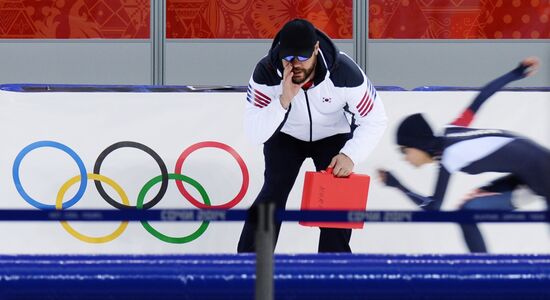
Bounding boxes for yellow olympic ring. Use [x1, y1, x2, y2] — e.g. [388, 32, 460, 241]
[56, 173, 129, 244]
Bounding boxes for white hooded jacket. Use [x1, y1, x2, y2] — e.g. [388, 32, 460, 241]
[244, 30, 387, 164]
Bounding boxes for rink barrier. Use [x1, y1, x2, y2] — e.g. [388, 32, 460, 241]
[1, 254, 550, 300]
[4, 84, 549, 93]
[0, 208, 547, 223]
[0, 84, 407, 92]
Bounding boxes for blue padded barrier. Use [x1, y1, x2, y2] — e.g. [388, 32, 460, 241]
[1, 254, 550, 300]
[3, 84, 548, 93]
[0, 84, 246, 93]
[413, 86, 550, 91]
[0, 84, 407, 93]
[369, 86, 406, 91]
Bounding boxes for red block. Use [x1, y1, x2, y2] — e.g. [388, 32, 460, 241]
[300, 168, 370, 229]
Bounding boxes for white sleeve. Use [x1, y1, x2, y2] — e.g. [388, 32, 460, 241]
[339, 77, 387, 164]
[243, 78, 288, 144]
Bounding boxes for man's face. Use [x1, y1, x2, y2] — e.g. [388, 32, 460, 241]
[282, 42, 319, 84]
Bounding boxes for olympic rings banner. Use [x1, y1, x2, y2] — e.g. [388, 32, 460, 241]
[0, 89, 548, 254]
[0, 91, 266, 254]
[12, 140, 249, 244]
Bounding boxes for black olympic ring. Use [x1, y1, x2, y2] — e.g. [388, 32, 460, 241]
[93, 141, 169, 210]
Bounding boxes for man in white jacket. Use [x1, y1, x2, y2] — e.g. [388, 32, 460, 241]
[238, 19, 387, 253]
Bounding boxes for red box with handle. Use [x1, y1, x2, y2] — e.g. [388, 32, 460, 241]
[300, 168, 370, 229]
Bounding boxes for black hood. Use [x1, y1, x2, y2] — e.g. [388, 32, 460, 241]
[267, 28, 340, 85]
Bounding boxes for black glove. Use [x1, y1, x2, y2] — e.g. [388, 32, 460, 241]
[514, 62, 530, 78]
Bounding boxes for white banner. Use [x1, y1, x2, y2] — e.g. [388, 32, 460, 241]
[1, 90, 549, 254]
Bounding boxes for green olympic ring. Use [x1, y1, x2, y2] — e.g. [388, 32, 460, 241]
[137, 173, 211, 244]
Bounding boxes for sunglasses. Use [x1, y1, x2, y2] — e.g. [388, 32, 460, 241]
[282, 55, 310, 62]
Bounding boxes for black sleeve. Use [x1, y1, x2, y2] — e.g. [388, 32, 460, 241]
[386, 166, 451, 211]
[479, 174, 523, 193]
[450, 63, 529, 127]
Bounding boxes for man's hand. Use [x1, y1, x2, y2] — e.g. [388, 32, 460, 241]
[328, 153, 354, 177]
[521, 56, 540, 77]
[280, 64, 305, 109]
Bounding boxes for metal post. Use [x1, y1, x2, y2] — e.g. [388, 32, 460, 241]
[151, 0, 165, 85]
[354, 0, 368, 73]
[255, 202, 274, 300]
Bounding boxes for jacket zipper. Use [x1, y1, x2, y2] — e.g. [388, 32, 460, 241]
[304, 90, 313, 142]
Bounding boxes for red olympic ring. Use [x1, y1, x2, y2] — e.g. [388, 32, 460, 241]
[175, 141, 249, 209]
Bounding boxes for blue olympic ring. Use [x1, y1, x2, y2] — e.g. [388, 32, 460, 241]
[13, 141, 88, 210]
